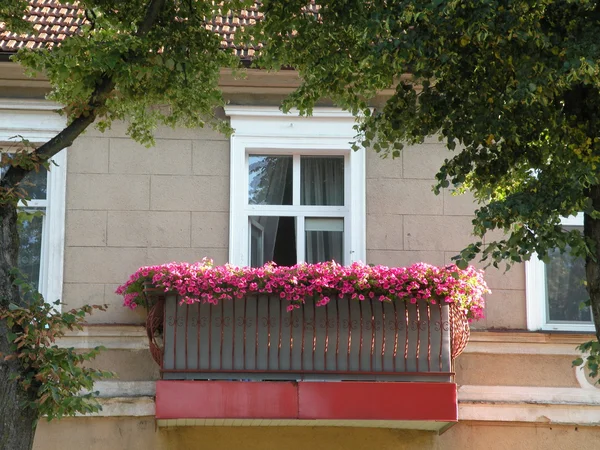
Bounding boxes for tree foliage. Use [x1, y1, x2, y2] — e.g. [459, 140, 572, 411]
[0, 275, 113, 422]
[253, 0, 600, 374]
[255, 0, 600, 262]
[0, 1, 253, 446]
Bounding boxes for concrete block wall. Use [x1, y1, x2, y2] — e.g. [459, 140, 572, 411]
[63, 127, 230, 324]
[365, 140, 526, 330]
[63, 121, 526, 329]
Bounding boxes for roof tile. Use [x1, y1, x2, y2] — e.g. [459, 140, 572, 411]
[0, 0, 267, 59]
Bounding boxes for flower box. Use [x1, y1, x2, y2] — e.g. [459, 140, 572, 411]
[118, 260, 487, 382]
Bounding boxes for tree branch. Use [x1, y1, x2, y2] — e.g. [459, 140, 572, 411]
[137, 0, 168, 36]
[1, 0, 168, 193]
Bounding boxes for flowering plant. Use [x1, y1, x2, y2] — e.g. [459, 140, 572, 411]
[117, 259, 488, 320]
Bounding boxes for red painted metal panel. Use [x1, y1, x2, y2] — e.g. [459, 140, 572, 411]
[155, 380, 298, 419]
[298, 382, 457, 422]
[156, 380, 457, 423]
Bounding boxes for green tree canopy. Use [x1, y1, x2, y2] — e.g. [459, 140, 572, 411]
[254, 0, 600, 349]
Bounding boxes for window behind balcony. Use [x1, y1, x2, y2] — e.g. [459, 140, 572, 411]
[248, 154, 346, 266]
[226, 107, 366, 267]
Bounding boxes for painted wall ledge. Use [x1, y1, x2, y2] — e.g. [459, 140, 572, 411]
[81, 382, 600, 426]
[58, 326, 593, 354]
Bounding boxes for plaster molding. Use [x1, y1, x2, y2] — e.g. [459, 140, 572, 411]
[56, 325, 148, 350]
[458, 385, 600, 405]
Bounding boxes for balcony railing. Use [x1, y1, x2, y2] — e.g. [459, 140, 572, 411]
[145, 293, 469, 383]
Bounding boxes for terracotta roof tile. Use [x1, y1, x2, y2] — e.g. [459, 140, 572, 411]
[0, 0, 270, 59]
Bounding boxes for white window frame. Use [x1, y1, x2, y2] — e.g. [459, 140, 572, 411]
[0, 99, 67, 305]
[225, 106, 366, 267]
[526, 212, 594, 332]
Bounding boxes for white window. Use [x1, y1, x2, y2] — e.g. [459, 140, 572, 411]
[0, 100, 67, 304]
[526, 213, 594, 332]
[226, 107, 365, 267]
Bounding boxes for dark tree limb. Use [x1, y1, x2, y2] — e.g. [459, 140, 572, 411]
[1, 0, 167, 193]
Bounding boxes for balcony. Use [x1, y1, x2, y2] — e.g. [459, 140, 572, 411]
[119, 261, 485, 430]
[145, 293, 469, 430]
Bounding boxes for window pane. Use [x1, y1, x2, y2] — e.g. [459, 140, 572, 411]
[546, 227, 591, 323]
[248, 156, 292, 205]
[1, 162, 47, 200]
[305, 217, 344, 264]
[301, 156, 344, 206]
[249, 216, 296, 267]
[22, 167, 48, 200]
[17, 212, 44, 289]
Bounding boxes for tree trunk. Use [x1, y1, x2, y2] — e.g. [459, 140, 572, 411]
[0, 202, 38, 450]
[585, 185, 600, 344]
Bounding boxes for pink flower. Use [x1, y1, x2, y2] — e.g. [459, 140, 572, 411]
[116, 261, 488, 321]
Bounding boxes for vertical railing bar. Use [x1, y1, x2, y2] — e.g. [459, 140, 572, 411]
[174, 298, 178, 370]
[301, 304, 305, 371]
[370, 302, 375, 372]
[289, 302, 293, 370]
[416, 304, 421, 372]
[267, 296, 271, 369]
[359, 301, 363, 371]
[439, 303, 443, 372]
[243, 299, 247, 370]
[232, 300, 235, 370]
[208, 303, 212, 370]
[335, 297, 340, 370]
[312, 298, 316, 370]
[336, 299, 340, 371]
[381, 300, 386, 371]
[347, 297, 351, 370]
[450, 304, 455, 380]
[404, 304, 409, 370]
[255, 297, 259, 371]
[163, 296, 167, 372]
[220, 300, 224, 370]
[392, 299, 398, 372]
[185, 303, 189, 370]
[427, 303, 431, 372]
[278, 298, 282, 370]
[196, 303, 200, 370]
[324, 303, 328, 370]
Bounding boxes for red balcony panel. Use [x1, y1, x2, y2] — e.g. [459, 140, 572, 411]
[155, 380, 298, 419]
[298, 381, 457, 422]
[156, 380, 457, 424]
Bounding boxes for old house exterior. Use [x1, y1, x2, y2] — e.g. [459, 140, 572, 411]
[2, 2, 600, 449]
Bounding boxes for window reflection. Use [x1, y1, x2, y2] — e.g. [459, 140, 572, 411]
[546, 226, 591, 323]
[248, 156, 292, 205]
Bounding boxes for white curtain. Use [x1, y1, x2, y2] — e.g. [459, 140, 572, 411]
[249, 156, 291, 264]
[302, 157, 344, 263]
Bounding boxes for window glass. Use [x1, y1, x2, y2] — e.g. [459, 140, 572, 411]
[17, 212, 44, 289]
[546, 226, 591, 323]
[0, 158, 47, 200]
[249, 216, 297, 267]
[301, 156, 344, 206]
[248, 156, 293, 205]
[305, 217, 343, 263]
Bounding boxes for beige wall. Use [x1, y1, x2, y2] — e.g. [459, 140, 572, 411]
[1, 84, 590, 446]
[63, 124, 231, 324]
[364, 141, 526, 330]
[33, 418, 600, 450]
[63, 116, 528, 329]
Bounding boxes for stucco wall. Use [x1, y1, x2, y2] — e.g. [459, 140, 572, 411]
[63, 116, 527, 330]
[365, 140, 526, 330]
[33, 418, 600, 450]
[63, 124, 231, 324]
